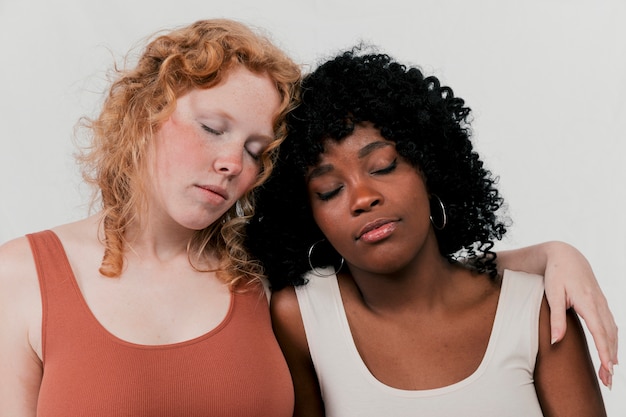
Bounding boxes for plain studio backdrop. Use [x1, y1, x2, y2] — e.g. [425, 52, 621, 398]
[1, 0, 624, 412]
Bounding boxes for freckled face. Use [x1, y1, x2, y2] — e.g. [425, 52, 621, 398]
[146, 66, 281, 231]
[306, 124, 435, 275]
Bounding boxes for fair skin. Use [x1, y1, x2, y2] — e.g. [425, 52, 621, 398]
[271, 124, 606, 416]
[0, 65, 281, 416]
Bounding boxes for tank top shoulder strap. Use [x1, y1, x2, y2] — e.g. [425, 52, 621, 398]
[26, 230, 75, 289]
[26, 230, 81, 361]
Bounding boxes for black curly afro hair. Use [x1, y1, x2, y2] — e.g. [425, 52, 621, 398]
[246, 47, 508, 291]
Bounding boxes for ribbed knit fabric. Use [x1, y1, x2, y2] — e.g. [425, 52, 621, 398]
[27, 230, 294, 417]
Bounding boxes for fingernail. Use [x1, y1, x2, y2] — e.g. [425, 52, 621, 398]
[608, 361, 614, 376]
[551, 336, 558, 345]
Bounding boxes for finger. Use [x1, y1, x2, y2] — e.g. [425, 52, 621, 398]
[598, 365, 612, 390]
[576, 304, 617, 383]
[549, 307, 567, 345]
[545, 290, 567, 344]
[599, 302, 619, 365]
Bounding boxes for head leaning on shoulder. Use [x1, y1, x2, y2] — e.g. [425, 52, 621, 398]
[78, 19, 300, 281]
[248, 46, 507, 290]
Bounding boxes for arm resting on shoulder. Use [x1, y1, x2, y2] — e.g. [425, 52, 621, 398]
[497, 241, 617, 387]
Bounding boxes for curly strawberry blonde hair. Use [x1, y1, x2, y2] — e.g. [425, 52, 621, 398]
[77, 19, 300, 287]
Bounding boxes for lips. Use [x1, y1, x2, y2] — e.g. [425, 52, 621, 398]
[196, 184, 229, 201]
[356, 218, 398, 243]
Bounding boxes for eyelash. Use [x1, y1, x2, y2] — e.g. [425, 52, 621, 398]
[318, 187, 342, 201]
[373, 158, 397, 175]
[316, 159, 398, 201]
[201, 124, 223, 135]
[246, 148, 262, 162]
[202, 124, 263, 162]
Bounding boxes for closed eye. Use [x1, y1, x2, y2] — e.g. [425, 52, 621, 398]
[245, 140, 271, 162]
[372, 158, 397, 175]
[317, 186, 343, 201]
[201, 124, 223, 135]
[245, 146, 262, 161]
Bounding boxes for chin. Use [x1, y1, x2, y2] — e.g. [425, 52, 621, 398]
[178, 214, 224, 232]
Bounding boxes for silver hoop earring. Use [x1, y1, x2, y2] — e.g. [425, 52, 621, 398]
[429, 194, 447, 230]
[307, 239, 345, 277]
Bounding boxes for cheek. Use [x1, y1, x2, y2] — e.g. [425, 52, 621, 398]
[310, 201, 326, 227]
[400, 172, 430, 211]
[237, 162, 262, 192]
[311, 202, 344, 244]
[157, 121, 206, 164]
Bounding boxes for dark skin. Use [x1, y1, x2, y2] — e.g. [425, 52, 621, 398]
[271, 291, 325, 417]
[271, 124, 605, 417]
[535, 299, 607, 415]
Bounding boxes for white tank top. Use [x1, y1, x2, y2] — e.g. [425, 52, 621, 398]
[295, 269, 545, 416]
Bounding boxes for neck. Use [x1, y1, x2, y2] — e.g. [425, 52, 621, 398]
[122, 214, 198, 265]
[345, 239, 464, 315]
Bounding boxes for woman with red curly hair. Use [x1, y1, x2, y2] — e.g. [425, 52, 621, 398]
[0, 19, 299, 416]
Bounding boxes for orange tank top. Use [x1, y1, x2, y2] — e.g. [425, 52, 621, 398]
[27, 230, 294, 416]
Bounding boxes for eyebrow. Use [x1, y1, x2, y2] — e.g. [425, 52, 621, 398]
[306, 164, 333, 183]
[358, 141, 393, 158]
[306, 141, 394, 183]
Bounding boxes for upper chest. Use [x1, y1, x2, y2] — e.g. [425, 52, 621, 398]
[339, 276, 501, 390]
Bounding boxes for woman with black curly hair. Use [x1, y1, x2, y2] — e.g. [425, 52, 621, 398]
[247, 49, 607, 416]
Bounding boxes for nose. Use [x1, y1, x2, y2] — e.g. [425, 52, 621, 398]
[350, 181, 383, 215]
[213, 143, 244, 177]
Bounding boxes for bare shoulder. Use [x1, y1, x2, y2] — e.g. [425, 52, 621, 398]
[0, 217, 100, 292]
[270, 285, 311, 353]
[0, 236, 44, 415]
[270, 287, 304, 334]
[534, 297, 606, 416]
[270, 286, 325, 417]
[0, 235, 39, 295]
[0, 235, 43, 348]
[270, 285, 300, 315]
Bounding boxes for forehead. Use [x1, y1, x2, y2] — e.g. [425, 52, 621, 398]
[306, 124, 396, 181]
[184, 66, 279, 105]
[318, 123, 394, 160]
[174, 66, 281, 135]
